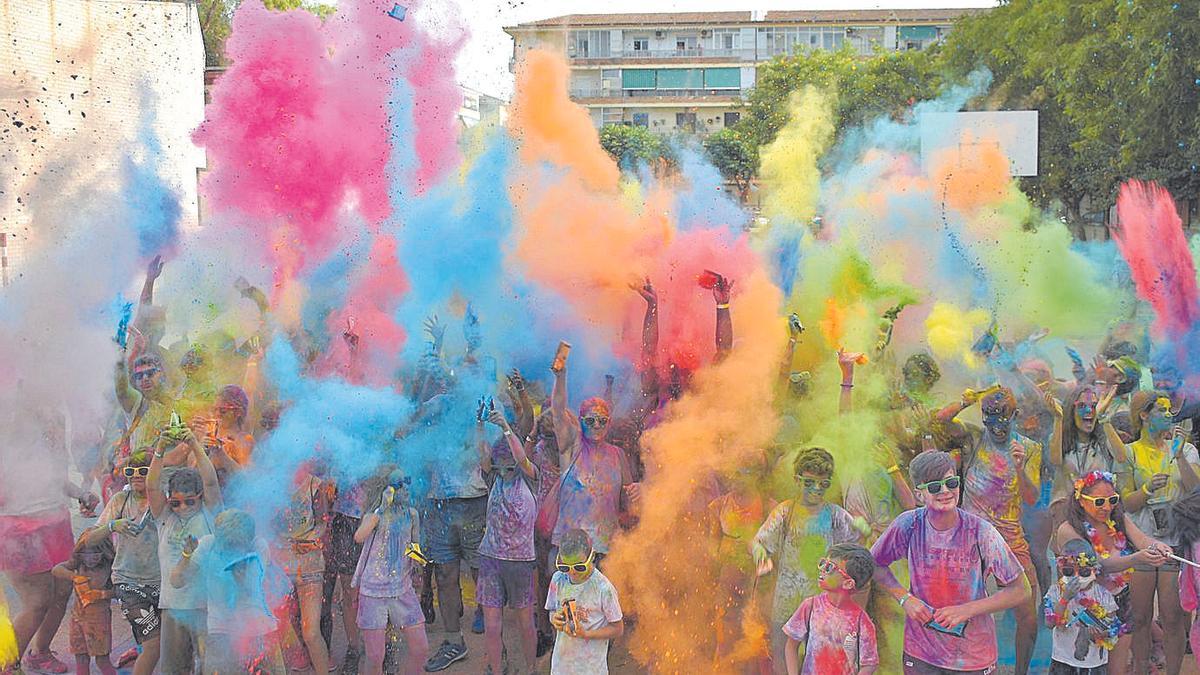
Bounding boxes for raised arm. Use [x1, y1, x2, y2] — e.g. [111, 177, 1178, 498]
[713, 273, 733, 362]
[186, 428, 223, 510]
[779, 314, 802, 386]
[148, 438, 169, 518]
[114, 359, 139, 414]
[487, 408, 535, 479]
[550, 345, 580, 463]
[1047, 394, 1065, 467]
[630, 279, 661, 410]
[476, 399, 492, 476]
[505, 369, 536, 439]
[140, 255, 163, 308]
[837, 349, 861, 414]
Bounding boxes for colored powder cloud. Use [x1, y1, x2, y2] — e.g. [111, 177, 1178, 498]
[759, 86, 836, 225]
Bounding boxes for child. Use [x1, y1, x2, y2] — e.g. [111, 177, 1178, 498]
[545, 528, 624, 675]
[1042, 539, 1123, 675]
[782, 543, 878, 675]
[52, 536, 117, 675]
[352, 470, 429, 675]
[477, 407, 539, 675]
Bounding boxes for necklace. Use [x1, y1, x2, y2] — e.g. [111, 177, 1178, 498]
[1083, 518, 1132, 590]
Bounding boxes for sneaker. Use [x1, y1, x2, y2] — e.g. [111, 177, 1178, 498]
[536, 631, 555, 658]
[472, 605, 485, 634]
[423, 641, 467, 672]
[116, 647, 139, 668]
[23, 651, 68, 674]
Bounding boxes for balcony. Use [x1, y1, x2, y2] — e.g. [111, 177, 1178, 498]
[570, 87, 743, 105]
[571, 48, 756, 62]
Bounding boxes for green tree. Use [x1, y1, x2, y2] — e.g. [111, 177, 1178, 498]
[703, 128, 758, 200]
[199, 0, 337, 67]
[599, 124, 671, 169]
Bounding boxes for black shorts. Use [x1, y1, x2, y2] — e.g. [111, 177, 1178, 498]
[324, 512, 363, 576]
[115, 582, 161, 645]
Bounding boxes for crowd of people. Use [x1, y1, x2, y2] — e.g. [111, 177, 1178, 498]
[4, 254, 1200, 675]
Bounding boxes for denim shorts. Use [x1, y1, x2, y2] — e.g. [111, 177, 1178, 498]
[476, 556, 535, 609]
[422, 496, 486, 568]
[357, 590, 424, 631]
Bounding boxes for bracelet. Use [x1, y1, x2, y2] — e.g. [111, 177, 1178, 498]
[840, 383, 854, 389]
[886, 465, 901, 475]
[108, 521, 115, 533]
[716, 303, 730, 310]
[503, 429, 513, 437]
[181, 551, 192, 559]
[898, 592, 911, 607]
[1142, 483, 1155, 496]
[154, 451, 165, 459]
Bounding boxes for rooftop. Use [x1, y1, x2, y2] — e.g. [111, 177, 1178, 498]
[507, 8, 986, 30]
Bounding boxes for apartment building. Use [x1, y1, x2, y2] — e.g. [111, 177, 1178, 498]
[504, 9, 984, 134]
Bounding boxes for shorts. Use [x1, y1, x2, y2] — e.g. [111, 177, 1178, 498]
[0, 510, 74, 575]
[68, 602, 112, 657]
[423, 497, 486, 568]
[903, 654, 995, 675]
[1048, 661, 1107, 675]
[476, 556, 535, 609]
[115, 582, 161, 645]
[275, 546, 326, 586]
[357, 592, 425, 631]
[324, 513, 363, 576]
[205, 632, 285, 675]
[160, 608, 206, 675]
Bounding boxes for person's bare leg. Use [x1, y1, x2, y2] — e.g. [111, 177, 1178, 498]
[483, 606, 503, 673]
[400, 624, 429, 675]
[339, 574, 360, 652]
[74, 654, 90, 675]
[30, 575, 70, 655]
[298, 582, 330, 674]
[1012, 564, 1040, 675]
[96, 654, 118, 675]
[436, 560, 463, 635]
[361, 628, 385, 675]
[1131, 569, 1158, 672]
[8, 571, 52, 662]
[1159, 570, 1188, 675]
[133, 636, 160, 675]
[515, 606, 537, 672]
[1108, 633, 1132, 675]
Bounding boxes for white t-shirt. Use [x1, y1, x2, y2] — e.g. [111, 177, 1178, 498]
[545, 569, 623, 675]
[1046, 582, 1118, 668]
[157, 507, 215, 609]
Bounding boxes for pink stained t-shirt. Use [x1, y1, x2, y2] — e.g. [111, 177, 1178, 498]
[782, 593, 879, 674]
[871, 507, 1023, 671]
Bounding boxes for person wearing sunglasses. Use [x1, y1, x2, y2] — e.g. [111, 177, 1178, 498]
[146, 425, 222, 675]
[1042, 539, 1123, 674]
[545, 529, 623, 673]
[1054, 470, 1169, 675]
[115, 352, 178, 457]
[871, 450, 1030, 675]
[782, 543, 879, 675]
[752, 447, 864, 666]
[938, 386, 1042, 675]
[1119, 390, 1200, 675]
[476, 407, 540, 675]
[84, 450, 163, 675]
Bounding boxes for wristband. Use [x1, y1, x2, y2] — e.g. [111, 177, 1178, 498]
[886, 465, 901, 475]
[898, 592, 911, 607]
[716, 303, 729, 310]
[503, 429, 513, 437]
[181, 551, 192, 559]
[108, 521, 115, 533]
[840, 383, 854, 389]
[1143, 483, 1155, 496]
[154, 450, 165, 459]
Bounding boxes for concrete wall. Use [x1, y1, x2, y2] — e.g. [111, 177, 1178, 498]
[0, 0, 205, 276]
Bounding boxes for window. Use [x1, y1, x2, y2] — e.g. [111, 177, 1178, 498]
[570, 30, 610, 58]
[675, 35, 698, 52]
[703, 68, 740, 89]
[633, 112, 649, 127]
[657, 69, 703, 89]
[632, 38, 649, 51]
[622, 69, 657, 89]
[676, 112, 697, 131]
[724, 112, 741, 127]
[712, 29, 740, 51]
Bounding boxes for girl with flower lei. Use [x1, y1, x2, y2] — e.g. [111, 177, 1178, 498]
[1043, 540, 1126, 673]
[1054, 471, 1170, 675]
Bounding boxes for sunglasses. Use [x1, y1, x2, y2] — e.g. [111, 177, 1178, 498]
[1081, 493, 1120, 508]
[494, 464, 518, 474]
[581, 415, 609, 428]
[169, 497, 199, 508]
[797, 477, 832, 491]
[917, 475, 961, 494]
[1057, 565, 1096, 578]
[555, 551, 595, 574]
[131, 369, 160, 381]
[818, 557, 852, 581]
[391, 476, 413, 487]
[123, 466, 150, 477]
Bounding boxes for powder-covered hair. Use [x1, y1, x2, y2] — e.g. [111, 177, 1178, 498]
[793, 447, 834, 478]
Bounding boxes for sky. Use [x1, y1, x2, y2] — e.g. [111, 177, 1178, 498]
[399, 0, 1000, 99]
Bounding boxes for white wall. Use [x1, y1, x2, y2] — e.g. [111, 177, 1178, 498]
[0, 0, 206, 274]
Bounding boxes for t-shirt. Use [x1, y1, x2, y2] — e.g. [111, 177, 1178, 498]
[962, 432, 1041, 542]
[352, 508, 416, 598]
[479, 466, 538, 562]
[545, 569, 623, 675]
[1123, 438, 1200, 545]
[844, 468, 903, 544]
[332, 480, 367, 519]
[782, 593, 879, 675]
[871, 508, 1024, 671]
[95, 490, 161, 586]
[0, 405, 70, 517]
[1043, 582, 1118, 668]
[553, 441, 624, 554]
[191, 535, 277, 637]
[157, 507, 216, 609]
[753, 501, 861, 626]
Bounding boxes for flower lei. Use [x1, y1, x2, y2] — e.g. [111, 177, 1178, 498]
[1073, 471, 1117, 500]
[1077, 596, 1127, 646]
[1082, 519, 1132, 590]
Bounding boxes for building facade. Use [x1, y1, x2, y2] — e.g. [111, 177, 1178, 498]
[504, 9, 983, 135]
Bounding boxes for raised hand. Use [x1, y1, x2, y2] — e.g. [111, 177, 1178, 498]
[146, 254, 164, 282]
[629, 277, 657, 304]
[712, 272, 734, 305]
